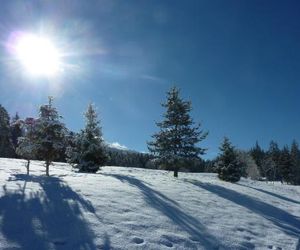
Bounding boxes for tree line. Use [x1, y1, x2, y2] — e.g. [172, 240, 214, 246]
[0, 87, 300, 184]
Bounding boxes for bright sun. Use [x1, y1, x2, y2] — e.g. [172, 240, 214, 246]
[14, 33, 62, 77]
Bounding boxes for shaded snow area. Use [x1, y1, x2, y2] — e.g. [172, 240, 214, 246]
[0, 158, 299, 250]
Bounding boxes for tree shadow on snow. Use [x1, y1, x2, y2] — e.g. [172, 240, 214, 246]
[0, 174, 99, 250]
[102, 233, 111, 250]
[236, 183, 300, 205]
[104, 173, 223, 249]
[188, 180, 300, 238]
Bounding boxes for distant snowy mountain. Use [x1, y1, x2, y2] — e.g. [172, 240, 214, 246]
[108, 142, 128, 151]
[0, 158, 299, 249]
[105, 142, 137, 153]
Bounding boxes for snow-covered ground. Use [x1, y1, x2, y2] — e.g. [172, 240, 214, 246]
[0, 158, 299, 250]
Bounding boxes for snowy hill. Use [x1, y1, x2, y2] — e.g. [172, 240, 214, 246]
[0, 158, 299, 250]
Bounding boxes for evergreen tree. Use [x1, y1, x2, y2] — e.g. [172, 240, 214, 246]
[67, 103, 107, 173]
[0, 105, 15, 157]
[290, 140, 300, 185]
[34, 97, 66, 176]
[10, 112, 23, 150]
[261, 155, 276, 182]
[16, 120, 36, 175]
[279, 146, 293, 184]
[216, 137, 242, 182]
[266, 141, 281, 181]
[148, 87, 208, 177]
[250, 141, 265, 177]
[236, 150, 260, 180]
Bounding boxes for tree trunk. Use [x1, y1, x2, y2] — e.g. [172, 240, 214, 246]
[174, 169, 178, 178]
[26, 160, 30, 175]
[46, 162, 49, 176]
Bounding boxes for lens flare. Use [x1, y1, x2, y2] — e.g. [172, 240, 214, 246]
[13, 33, 62, 77]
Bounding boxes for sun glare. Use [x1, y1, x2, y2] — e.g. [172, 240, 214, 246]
[14, 33, 61, 77]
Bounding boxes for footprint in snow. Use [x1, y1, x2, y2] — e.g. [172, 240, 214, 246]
[159, 239, 173, 248]
[244, 236, 252, 241]
[267, 246, 283, 250]
[132, 237, 144, 244]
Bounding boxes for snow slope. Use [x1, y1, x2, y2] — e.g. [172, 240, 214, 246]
[0, 158, 299, 250]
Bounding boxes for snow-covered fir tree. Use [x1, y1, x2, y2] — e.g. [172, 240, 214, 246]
[279, 146, 293, 184]
[290, 140, 300, 185]
[34, 97, 66, 176]
[66, 103, 107, 173]
[266, 141, 281, 181]
[16, 119, 37, 175]
[148, 87, 208, 177]
[10, 112, 23, 150]
[236, 150, 260, 180]
[216, 137, 242, 182]
[0, 104, 15, 157]
[250, 141, 265, 177]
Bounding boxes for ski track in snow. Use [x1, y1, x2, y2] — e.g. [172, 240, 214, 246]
[0, 158, 299, 249]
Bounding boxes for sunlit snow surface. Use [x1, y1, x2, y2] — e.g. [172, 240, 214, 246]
[0, 158, 299, 249]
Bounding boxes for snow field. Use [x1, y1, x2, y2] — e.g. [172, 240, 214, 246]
[0, 158, 299, 249]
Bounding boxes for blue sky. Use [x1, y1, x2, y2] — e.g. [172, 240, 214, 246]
[1, 0, 300, 159]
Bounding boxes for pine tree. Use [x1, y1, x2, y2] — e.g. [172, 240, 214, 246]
[236, 150, 260, 180]
[148, 87, 208, 177]
[0, 105, 15, 157]
[34, 97, 66, 176]
[261, 155, 276, 182]
[290, 140, 300, 185]
[16, 120, 36, 175]
[279, 146, 293, 184]
[250, 141, 265, 177]
[10, 112, 23, 150]
[266, 141, 281, 181]
[216, 137, 242, 182]
[66, 103, 108, 173]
